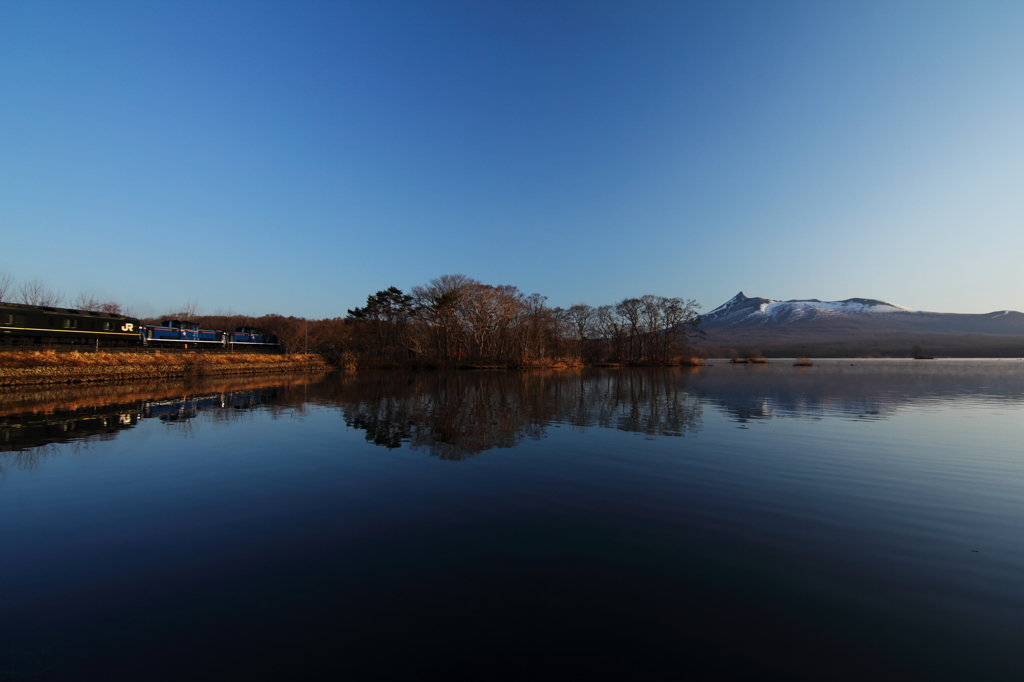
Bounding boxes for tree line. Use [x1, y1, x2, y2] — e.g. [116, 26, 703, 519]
[1, 271, 703, 366]
[0, 272, 125, 314]
[151, 274, 703, 366]
[343, 274, 703, 367]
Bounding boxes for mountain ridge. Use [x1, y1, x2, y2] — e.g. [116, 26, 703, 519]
[695, 292, 1024, 357]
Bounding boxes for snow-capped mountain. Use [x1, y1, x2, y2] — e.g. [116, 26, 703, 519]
[703, 292, 914, 327]
[696, 292, 1024, 356]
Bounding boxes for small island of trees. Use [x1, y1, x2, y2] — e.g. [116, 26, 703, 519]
[340, 274, 704, 368]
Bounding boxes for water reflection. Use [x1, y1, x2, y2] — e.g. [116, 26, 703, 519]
[3, 360, 1024, 463]
[4, 361, 1024, 680]
[0, 402, 138, 453]
[339, 370, 703, 460]
[691, 358, 1024, 423]
[0, 374, 326, 470]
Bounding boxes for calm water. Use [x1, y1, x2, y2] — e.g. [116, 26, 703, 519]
[2, 361, 1023, 680]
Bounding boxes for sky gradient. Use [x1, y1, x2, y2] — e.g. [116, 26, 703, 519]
[2, 0, 1022, 319]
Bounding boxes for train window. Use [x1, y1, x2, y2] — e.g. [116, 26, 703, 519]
[103, 321, 113, 331]
[15, 315, 24, 326]
[0, 314, 11, 325]
[62, 319, 78, 329]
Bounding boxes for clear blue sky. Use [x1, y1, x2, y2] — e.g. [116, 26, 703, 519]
[2, 0, 1022, 318]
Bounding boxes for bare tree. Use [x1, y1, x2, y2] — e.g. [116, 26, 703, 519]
[564, 303, 595, 358]
[72, 291, 100, 311]
[662, 297, 702, 360]
[412, 274, 477, 362]
[99, 301, 124, 315]
[595, 304, 625, 361]
[521, 293, 554, 362]
[456, 283, 505, 361]
[640, 295, 666, 360]
[164, 299, 200, 321]
[18, 278, 64, 307]
[0, 272, 13, 302]
[615, 297, 643, 362]
[72, 290, 127, 315]
[340, 275, 703, 368]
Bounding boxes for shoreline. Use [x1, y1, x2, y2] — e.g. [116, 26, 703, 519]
[5, 352, 1021, 388]
[0, 351, 331, 387]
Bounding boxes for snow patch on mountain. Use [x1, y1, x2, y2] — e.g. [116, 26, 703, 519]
[704, 292, 915, 326]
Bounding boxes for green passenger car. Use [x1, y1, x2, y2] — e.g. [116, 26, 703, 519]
[0, 302, 141, 346]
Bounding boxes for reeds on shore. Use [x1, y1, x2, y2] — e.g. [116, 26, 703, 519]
[731, 356, 768, 364]
[0, 350, 322, 369]
[0, 351, 330, 387]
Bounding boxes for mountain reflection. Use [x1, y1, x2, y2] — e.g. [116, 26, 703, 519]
[689, 359, 1024, 423]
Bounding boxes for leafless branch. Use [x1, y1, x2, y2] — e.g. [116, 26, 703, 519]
[18, 277, 64, 307]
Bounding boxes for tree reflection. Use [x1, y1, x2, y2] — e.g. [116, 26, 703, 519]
[339, 369, 704, 460]
[0, 369, 707, 465]
[7, 361, 1022, 470]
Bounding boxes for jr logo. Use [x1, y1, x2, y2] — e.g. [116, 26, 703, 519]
[122, 323, 135, 332]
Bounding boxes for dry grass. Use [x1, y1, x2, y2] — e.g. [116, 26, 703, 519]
[0, 351, 322, 369]
[793, 357, 813, 367]
[519, 357, 585, 369]
[336, 351, 358, 373]
[0, 351, 330, 387]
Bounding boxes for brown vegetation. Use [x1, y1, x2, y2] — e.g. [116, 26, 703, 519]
[342, 275, 704, 368]
[143, 312, 353, 362]
[16, 277, 64, 307]
[3, 271, 705, 370]
[0, 351, 329, 387]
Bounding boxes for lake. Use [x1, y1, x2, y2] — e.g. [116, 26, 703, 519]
[2, 360, 1023, 680]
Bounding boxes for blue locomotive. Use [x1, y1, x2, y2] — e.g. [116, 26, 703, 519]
[141, 321, 278, 347]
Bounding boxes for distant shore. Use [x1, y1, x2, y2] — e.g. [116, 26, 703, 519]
[8, 351, 1017, 389]
[0, 351, 331, 387]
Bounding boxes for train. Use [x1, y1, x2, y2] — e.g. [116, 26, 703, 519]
[0, 301, 278, 349]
